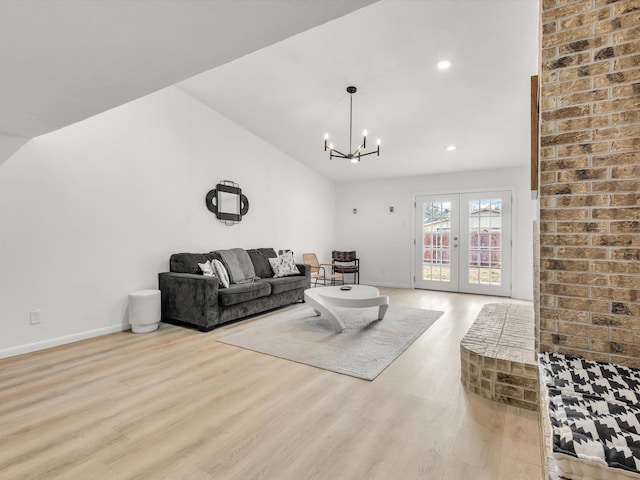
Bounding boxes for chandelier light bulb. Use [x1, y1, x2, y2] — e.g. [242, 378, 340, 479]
[350, 157, 359, 164]
[324, 133, 329, 140]
[329, 143, 333, 150]
[438, 60, 452, 70]
[377, 138, 381, 145]
[363, 129, 368, 137]
[446, 145, 457, 151]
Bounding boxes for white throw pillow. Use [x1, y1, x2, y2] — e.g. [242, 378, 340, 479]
[198, 260, 215, 277]
[212, 259, 230, 288]
[268, 251, 301, 278]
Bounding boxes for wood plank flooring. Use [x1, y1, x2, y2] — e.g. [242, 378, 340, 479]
[0, 288, 543, 479]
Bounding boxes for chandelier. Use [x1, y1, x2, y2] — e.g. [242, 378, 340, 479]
[324, 86, 380, 163]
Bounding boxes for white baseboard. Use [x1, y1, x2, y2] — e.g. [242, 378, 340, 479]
[364, 281, 413, 289]
[0, 323, 129, 360]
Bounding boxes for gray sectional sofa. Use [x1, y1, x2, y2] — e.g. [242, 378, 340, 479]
[158, 248, 310, 331]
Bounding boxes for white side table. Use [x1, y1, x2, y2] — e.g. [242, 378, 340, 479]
[129, 289, 161, 333]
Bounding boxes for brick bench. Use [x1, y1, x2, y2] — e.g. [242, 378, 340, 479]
[460, 303, 538, 411]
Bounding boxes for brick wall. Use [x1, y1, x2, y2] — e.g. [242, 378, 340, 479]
[538, 0, 640, 366]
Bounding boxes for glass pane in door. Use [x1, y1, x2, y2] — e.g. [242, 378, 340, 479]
[422, 201, 451, 282]
[467, 198, 502, 285]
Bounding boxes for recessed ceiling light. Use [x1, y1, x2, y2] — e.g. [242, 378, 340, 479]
[446, 145, 457, 151]
[437, 60, 452, 70]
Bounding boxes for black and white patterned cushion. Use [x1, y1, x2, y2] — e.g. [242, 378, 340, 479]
[268, 251, 300, 278]
[539, 352, 640, 475]
[198, 260, 216, 277]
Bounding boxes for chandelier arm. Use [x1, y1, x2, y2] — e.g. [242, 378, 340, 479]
[358, 148, 380, 158]
[330, 148, 348, 158]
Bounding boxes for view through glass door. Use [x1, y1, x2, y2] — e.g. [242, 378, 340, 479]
[415, 191, 511, 297]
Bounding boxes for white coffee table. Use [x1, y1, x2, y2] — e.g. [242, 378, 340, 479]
[304, 285, 390, 333]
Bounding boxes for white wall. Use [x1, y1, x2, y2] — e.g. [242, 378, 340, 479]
[0, 87, 335, 357]
[334, 166, 535, 300]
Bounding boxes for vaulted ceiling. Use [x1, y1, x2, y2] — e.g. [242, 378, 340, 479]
[0, 0, 373, 138]
[1, 1, 539, 182]
[178, 0, 540, 182]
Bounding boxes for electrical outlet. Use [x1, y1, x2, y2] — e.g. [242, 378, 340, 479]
[29, 310, 41, 325]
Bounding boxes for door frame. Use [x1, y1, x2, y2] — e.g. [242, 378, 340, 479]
[411, 185, 516, 297]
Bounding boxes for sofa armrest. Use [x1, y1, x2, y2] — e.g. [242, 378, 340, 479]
[158, 272, 220, 330]
[297, 263, 312, 288]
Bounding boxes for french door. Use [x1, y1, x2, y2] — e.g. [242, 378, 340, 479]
[414, 191, 511, 297]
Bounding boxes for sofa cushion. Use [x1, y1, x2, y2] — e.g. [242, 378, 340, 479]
[170, 253, 214, 274]
[217, 281, 271, 306]
[246, 249, 274, 278]
[258, 248, 277, 259]
[262, 275, 307, 295]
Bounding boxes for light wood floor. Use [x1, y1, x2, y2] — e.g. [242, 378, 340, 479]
[0, 288, 543, 480]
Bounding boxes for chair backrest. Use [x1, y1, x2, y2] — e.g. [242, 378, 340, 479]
[332, 250, 356, 263]
[302, 253, 320, 273]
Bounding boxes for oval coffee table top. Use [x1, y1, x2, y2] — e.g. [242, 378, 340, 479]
[314, 285, 380, 301]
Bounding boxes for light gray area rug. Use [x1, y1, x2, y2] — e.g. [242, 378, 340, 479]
[218, 305, 443, 380]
